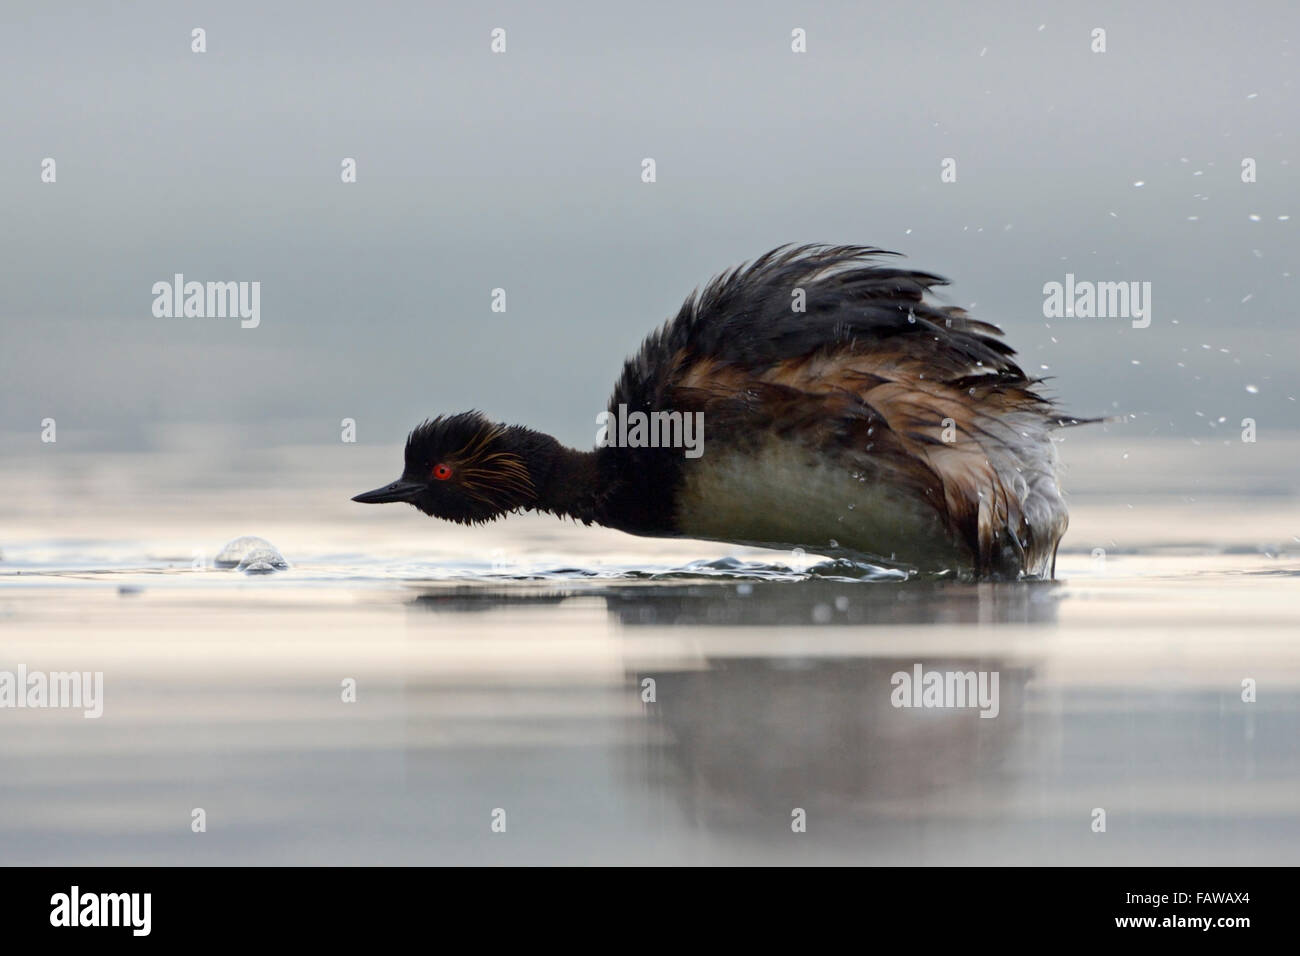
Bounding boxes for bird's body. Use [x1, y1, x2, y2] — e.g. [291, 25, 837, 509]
[355, 246, 1076, 578]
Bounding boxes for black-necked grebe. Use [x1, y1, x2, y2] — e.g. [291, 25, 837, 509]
[353, 245, 1082, 578]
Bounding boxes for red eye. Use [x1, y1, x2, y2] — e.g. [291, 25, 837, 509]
[433, 463, 453, 481]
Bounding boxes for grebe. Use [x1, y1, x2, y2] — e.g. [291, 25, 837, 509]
[353, 245, 1079, 578]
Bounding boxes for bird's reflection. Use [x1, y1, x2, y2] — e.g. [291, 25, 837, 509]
[607, 581, 1054, 831]
[407, 579, 1058, 834]
[605, 578, 1061, 627]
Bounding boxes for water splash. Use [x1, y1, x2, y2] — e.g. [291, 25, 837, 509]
[215, 536, 289, 574]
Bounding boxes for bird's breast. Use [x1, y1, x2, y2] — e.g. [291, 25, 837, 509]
[671, 438, 972, 571]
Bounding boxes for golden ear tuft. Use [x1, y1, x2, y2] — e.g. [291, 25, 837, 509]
[450, 423, 536, 509]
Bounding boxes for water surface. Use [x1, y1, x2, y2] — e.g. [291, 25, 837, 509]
[1, 430, 1297, 865]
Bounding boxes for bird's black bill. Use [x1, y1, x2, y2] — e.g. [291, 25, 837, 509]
[351, 479, 425, 504]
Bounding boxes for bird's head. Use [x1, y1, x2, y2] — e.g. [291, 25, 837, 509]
[352, 411, 538, 523]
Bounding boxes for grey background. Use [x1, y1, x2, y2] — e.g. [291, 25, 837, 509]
[2, 0, 1295, 453]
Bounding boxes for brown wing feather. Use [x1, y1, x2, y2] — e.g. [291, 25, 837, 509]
[669, 346, 1063, 575]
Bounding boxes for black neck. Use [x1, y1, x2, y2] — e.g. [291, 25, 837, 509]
[525, 437, 602, 525]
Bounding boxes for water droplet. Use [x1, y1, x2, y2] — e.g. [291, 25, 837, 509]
[215, 535, 288, 572]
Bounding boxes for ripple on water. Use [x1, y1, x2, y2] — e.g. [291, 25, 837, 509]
[400, 555, 917, 584]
